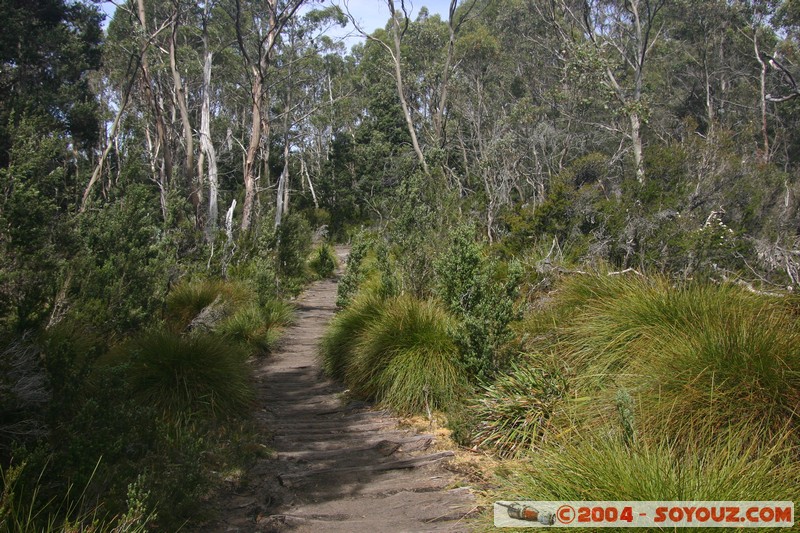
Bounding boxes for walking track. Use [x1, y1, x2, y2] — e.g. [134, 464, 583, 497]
[210, 247, 477, 532]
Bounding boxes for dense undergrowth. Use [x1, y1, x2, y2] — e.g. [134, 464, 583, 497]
[321, 212, 800, 529]
[0, 210, 335, 531]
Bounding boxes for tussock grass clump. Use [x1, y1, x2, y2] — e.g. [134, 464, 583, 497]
[308, 243, 339, 279]
[165, 279, 250, 331]
[261, 298, 295, 330]
[217, 299, 294, 355]
[530, 274, 800, 440]
[125, 330, 253, 418]
[370, 296, 466, 413]
[497, 430, 798, 510]
[361, 297, 466, 413]
[217, 305, 280, 355]
[319, 293, 386, 380]
[631, 288, 800, 434]
[470, 357, 566, 457]
[321, 294, 466, 414]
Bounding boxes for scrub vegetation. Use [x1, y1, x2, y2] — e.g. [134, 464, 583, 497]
[4, 0, 800, 529]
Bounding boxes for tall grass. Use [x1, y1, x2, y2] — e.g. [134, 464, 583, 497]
[0, 460, 153, 533]
[470, 357, 566, 458]
[261, 298, 295, 330]
[319, 293, 386, 380]
[125, 330, 253, 419]
[531, 274, 800, 440]
[497, 428, 798, 513]
[217, 300, 294, 355]
[217, 305, 280, 355]
[321, 294, 466, 414]
[480, 274, 800, 527]
[360, 297, 466, 413]
[165, 279, 250, 331]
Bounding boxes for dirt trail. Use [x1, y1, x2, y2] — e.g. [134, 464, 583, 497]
[210, 247, 477, 532]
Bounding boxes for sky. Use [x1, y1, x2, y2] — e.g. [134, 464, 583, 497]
[99, 0, 453, 49]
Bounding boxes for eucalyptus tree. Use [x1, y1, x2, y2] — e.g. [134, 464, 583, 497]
[553, 0, 667, 184]
[227, 0, 308, 233]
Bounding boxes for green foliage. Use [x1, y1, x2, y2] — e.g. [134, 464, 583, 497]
[387, 172, 452, 297]
[124, 330, 253, 419]
[276, 213, 313, 280]
[0, 116, 74, 334]
[0, 0, 102, 162]
[70, 183, 174, 335]
[374, 241, 399, 299]
[307, 243, 339, 279]
[469, 357, 566, 457]
[435, 225, 521, 380]
[227, 226, 280, 305]
[38, 323, 103, 425]
[138, 423, 211, 531]
[336, 231, 372, 308]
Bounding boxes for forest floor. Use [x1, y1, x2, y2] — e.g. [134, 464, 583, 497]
[205, 247, 479, 532]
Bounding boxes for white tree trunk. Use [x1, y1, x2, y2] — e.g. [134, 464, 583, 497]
[200, 9, 219, 239]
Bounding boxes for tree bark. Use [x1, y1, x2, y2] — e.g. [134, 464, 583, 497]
[168, 2, 197, 215]
[753, 30, 770, 162]
[200, 2, 219, 239]
[136, 0, 173, 194]
[388, 6, 429, 175]
[242, 72, 263, 233]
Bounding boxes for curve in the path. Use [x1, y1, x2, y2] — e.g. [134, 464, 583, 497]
[215, 247, 477, 532]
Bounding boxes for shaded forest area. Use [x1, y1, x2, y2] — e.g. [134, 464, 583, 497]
[2, 0, 800, 530]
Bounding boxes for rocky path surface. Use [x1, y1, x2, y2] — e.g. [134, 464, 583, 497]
[211, 247, 477, 532]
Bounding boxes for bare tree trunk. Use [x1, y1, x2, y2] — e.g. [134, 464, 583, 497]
[388, 7, 428, 175]
[82, 82, 133, 211]
[432, 0, 458, 146]
[169, 2, 197, 216]
[630, 112, 645, 183]
[754, 30, 770, 162]
[242, 74, 262, 233]
[301, 157, 318, 208]
[136, 0, 173, 193]
[200, 3, 219, 239]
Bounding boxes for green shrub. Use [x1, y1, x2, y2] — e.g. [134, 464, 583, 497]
[307, 243, 338, 279]
[336, 231, 372, 308]
[349, 296, 466, 413]
[320, 293, 386, 380]
[70, 183, 174, 336]
[124, 331, 253, 419]
[276, 213, 312, 279]
[435, 224, 520, 380]
[469, 357, 566, 457]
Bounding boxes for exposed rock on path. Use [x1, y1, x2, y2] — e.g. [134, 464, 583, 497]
[209, 247, 477, 532]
